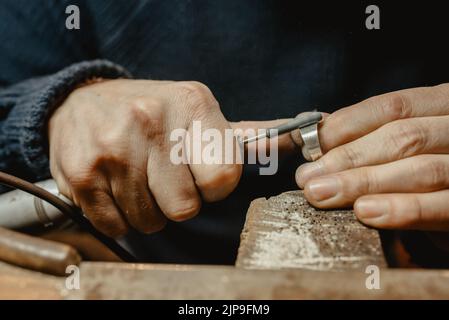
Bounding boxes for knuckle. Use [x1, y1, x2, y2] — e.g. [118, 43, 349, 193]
[409, 196, 425, 227]
[90, 154, 127, 175]
[375, 93, 412, 121]
[66, 170, 98, 193]
[94, 130, 125, 152]
[331, 144, 361, 169]
[177, 81, 210, 96]
[355, 167, 379, 194]
[175, 81, 218, 111]
[124, 97, 165, 136]
[420, 157, 449, 190]
[126, 97, 164, 122]
[65, 160, 115, 194]
[386, 120, 426, 158]
[336, 167, 378, 202]
[164, 198, 201, 222]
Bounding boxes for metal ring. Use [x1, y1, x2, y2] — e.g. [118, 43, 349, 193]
[298, 122, 323, 161]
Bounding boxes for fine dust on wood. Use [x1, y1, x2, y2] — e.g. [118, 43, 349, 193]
[236, 191, 387, 271]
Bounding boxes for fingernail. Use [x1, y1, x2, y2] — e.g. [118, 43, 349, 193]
[306, 177, 340, 201]
[296, 162, 325, 188]
[355, 198, 390, 220]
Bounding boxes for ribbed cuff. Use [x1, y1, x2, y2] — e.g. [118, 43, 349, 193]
[3, 60, 131, 180]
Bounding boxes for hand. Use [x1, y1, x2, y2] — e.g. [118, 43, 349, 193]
[49, 79, 246, 238]
[49, 79, 297, 238]
[296, 84, 449, 231]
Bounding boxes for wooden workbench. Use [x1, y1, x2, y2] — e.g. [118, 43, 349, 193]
[1, 261, 449, 299]
[1, 191, 449, 299]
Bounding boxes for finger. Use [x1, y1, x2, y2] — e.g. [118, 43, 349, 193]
[303, 154, 449, 208]
[110, 166, 167, 233]
[319, 84, 449, 152]
[297, 116, 449, 187]
[147, 147, 201, 222]
[78, 189, 129, 238]
[188, 115, 242, 202]
[354, 191, 449, 231]
[181, 83, 242, 202]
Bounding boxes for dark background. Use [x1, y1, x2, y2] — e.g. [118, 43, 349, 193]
[1, 1, 449, 264]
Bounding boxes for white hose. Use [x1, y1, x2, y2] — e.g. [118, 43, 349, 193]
[0, 179, 70, 229]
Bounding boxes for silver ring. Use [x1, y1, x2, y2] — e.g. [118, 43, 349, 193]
[299, 121, 323, 161]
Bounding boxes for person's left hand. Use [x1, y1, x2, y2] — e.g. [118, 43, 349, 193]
[296, 84, 449, 231]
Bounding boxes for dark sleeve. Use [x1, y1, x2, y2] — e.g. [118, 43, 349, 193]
[0, 60, 131, 186]
[0, 1, 132, 193]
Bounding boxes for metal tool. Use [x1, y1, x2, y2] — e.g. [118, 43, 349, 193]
[240, 111, 323, 161]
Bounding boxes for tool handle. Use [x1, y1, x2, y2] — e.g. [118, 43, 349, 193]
[267, 111, 322, 138]
[0, 227, 81, 276]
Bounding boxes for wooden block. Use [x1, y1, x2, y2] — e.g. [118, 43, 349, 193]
[236, 191, 387, 271]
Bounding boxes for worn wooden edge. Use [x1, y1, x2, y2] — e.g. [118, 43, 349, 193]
[1, 261, 449, 299]
[236, 191, 386, 271]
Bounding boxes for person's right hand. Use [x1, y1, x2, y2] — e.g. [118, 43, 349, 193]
[48, 79, 244, 238]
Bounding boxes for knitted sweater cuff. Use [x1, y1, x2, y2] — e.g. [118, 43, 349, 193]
[2, 60, 131, 180]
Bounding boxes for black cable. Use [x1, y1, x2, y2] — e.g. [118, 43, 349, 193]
[0, 171, 137, 262]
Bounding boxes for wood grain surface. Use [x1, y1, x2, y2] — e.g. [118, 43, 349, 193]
[2, 261, 449, 299]
[236, 191, 387, 271]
